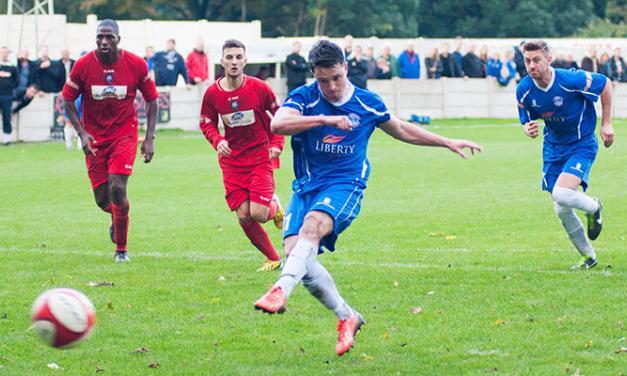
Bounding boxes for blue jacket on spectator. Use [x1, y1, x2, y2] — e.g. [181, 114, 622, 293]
[486, 58, 502, 78]
[153, 50, 188, 86]
[398, 51, 420, 79]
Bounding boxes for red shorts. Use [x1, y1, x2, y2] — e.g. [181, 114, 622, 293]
[85, 135, 138, 189]
[221, 162, 275, 211]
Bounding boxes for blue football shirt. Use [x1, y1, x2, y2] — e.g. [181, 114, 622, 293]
[516, 68, 606, 145]
[282, 81, 391, 194]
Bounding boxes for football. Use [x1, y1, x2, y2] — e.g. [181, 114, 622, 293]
[31, 288, 96, 348]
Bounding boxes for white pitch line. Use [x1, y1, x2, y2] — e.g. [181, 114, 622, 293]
[2, 247, 621, 277]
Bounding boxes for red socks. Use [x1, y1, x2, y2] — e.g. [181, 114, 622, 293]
[240, 221, 280, 261]
[111, 202, 130, 252]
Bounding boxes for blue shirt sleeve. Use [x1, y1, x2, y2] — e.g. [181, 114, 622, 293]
[563, 69, 607, 102]
[515, 81, 538, 124]
[282, 85, 308, 114]
[358, 91, 391, 125]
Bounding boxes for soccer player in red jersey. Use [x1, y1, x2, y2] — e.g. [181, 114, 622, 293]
[199, 39, 285, 272]
[62, 19, 159, 262]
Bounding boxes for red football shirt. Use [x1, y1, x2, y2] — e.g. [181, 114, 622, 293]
[199, 75, 284, 168]
[62, 49, 158, 144]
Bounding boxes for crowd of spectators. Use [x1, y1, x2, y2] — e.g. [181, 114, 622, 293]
[283, 35, 626, 93]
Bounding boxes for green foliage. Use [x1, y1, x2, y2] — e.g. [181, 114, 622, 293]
[576, 17, 627, 37]
[0, 120, 625, 373]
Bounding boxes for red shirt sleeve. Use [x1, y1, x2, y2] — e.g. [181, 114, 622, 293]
[263, 83, 284, 151]
[199, 88, 224, 149]
[62, 58, 83, 101]
[136, 57, 158, 102]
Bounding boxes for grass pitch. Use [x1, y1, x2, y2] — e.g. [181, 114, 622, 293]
[0, 119, 625, 374]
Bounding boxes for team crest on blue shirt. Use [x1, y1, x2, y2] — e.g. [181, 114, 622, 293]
[552, 96, 563, 107]
[348, 113, 361, 128]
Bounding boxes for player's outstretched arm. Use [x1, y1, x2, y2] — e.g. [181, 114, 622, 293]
[379, 115, 482, 159]
[600, 77, 614, 148]
[64, 99, 96, 156]
[141, 99, 158, 163]
[271, 107, 352, 135]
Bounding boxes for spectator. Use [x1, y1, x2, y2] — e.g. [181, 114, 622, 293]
[144, 46, 155, 70]
[551, 52, 569, 69]
[0, 46, 18, 145]
[343, 35, 354, 60]
[503, 49, 517, 85]
[60, 48, 75, 78]
[14, 48, 37, 99]
[440, 43, 463, 78]
[479, 44, 489, 77]
[581, 47, 599, 72]
[452, 36, 466, 77]
[379, 45, 399, 77]
[364, 46, 377, 79]
[347, 45, 368, 89]
[462, 43, 484, 78]
[565, 54, 579, 70]
[375, 57, 392, 79]
[609, 47, 626, 82]
[487, 50, 515, 87]
[153, 39, 188, 86]
[513, 41, 527, 81]
[425, 47, 442, 79]
[12, 84, 37, 115]
[35, 46, 65, 93]
[398, 42, 420, 79]
[285, 40, 308, 93]
[598, 52, 612, 78]
[255, 65, 271, 81]
[186, 37, 209, 85]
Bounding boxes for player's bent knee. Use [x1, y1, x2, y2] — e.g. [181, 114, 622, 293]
[552, 186, 575, 206]
[108, 182, 127, 203]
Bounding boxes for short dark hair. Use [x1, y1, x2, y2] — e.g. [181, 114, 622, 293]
[308, 40, 345, 71]
[167, 39, 176, 45]
[97, 19, 119, 35]
[523, 40, 550, 55]
[222, 39, 246, 52]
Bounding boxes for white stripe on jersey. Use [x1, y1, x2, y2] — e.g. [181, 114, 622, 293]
[355, 95, 388, 117]
[576, 100, 586, 140]
[558, 84, 600, 99]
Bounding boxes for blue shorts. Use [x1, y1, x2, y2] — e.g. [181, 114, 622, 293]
[542, 136, 597, 192]
[283, 183, 364, 253]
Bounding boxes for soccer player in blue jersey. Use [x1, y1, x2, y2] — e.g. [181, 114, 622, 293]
[516, 40, 615, 270]
[254, 40, 482, 356]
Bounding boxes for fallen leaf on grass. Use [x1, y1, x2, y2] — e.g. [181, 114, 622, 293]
[299, 347, 305, 353]
[429, 231, 446, 238]
[573, 368, 581, 376]
[392, 281, 399, 287]
[87, 281, 115, 287]
[96, 364, 105, 372]
[383, 331, 390, 339]
[445, 235, 457, 240]
[36, 242, 47, 249]
[197, 315, 206, 321]
[410, 307, 423, 314]
[107, 300, 114, 311]
[426, 291, 435, 295]
[148, 361, 160, 369]
[131, 347, 150, 354]
[210, 298, 220, 304]
[0, 313, 7, 320]
[494, 319, 505, 325]
[47, 363, 60, 370]
[217, 276, 226, 282]
[615, 347, 627, 354]
[584, 340, 593, 348]
[360, 353, 374, 361]
[216, 225, 223, 233]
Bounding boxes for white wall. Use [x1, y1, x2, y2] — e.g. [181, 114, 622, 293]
[12, 79, 627, 143]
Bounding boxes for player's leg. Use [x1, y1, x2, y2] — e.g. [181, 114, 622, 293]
[248, 163, 284, 228]
[236, 200, 281, 270]
[108, 173, 130, 261]
[106, 136, 137, 262]
[552, 156, 602, 240]
[1, 95, 12, 145]
[553, 201, 597, 269]
[63, 125, 74, 151]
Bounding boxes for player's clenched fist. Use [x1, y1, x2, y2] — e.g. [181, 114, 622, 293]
[326, 116, 352, 131]
[524, 120, 539, 138]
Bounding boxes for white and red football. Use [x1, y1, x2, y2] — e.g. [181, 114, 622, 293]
[31, 288, 96, 348]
